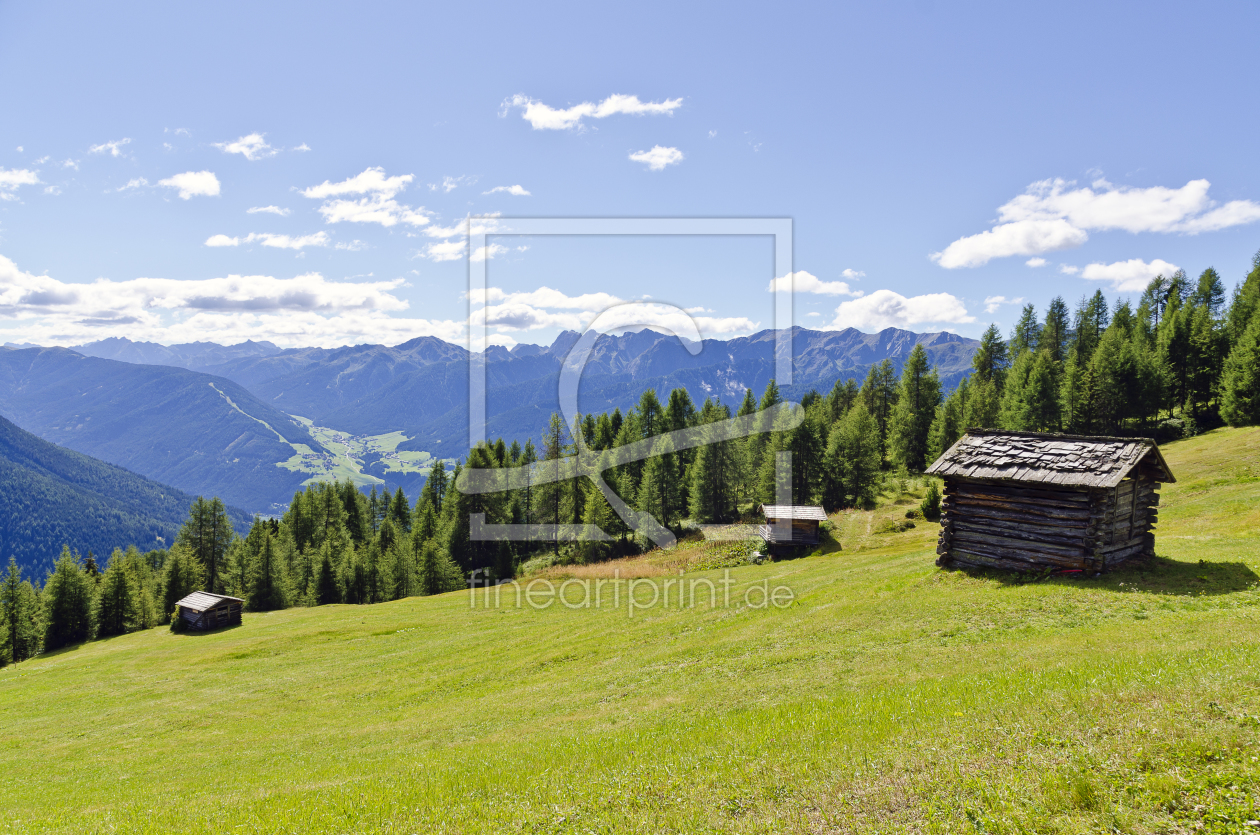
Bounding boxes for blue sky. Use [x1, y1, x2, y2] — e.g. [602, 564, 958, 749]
[2, 1, 1259, 349]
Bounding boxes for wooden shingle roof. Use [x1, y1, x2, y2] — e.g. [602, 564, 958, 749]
[175, 591, 244, 613]
[759, 505, 828, 521]
[925, 429, 1175, 489]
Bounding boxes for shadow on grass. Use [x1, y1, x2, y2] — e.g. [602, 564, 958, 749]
[956, 555, 1260, 596]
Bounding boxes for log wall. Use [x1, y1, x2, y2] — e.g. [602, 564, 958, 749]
[936, 474, 1160, 573]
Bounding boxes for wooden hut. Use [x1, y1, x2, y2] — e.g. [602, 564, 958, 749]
[757, 505, 827, 550]
[925, 430, 1175, 573]
[174, 591, 244, 630]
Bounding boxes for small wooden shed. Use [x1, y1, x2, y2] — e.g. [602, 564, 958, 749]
[175, 591, 244, 630]
[757, 505, 827, 549]
[926, 430, 1175, 573]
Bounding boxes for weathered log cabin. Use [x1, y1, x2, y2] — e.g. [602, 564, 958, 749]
[925, 430, 1175, 573]
[757, 505, 827, 550]
[174, 591, 244, 630]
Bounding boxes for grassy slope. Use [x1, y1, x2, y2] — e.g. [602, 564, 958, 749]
[2, 428, 1258, 834]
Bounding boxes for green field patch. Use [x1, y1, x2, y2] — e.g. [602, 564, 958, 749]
[277, 418, 439, 486]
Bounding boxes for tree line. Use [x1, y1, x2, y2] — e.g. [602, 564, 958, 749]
[4, 255, 1257, 664]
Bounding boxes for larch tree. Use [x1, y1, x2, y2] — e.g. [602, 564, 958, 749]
[888, 344, 942, 472]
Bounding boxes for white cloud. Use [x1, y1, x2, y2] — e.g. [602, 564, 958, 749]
[158, 170, 220, 199]
[806, 311, 821, 317]
[44, 186, 61, 196]
[484, 185, 530, 196]
[429, 176, 470, 193]
[335, 240, 367, 251]
[841, 268, 865, 280]
[501, 93, 683, 131]
[213, 133, 276, 161]
[0, 253, 470, 348]
[89, 138, 131, 157]
[767, 271, 863, 297]
[0, 168, 40, 201]
[302, 167, 412, 199]
[61, 159, 79, 170]
[932, 177, 1260, 268]
[294, 143, 311, 152]
[1026, 257, 1047, 267]
[467, 286, 623, 311]
[931, 219, 1087, 269]
[1060, 265, 1080, 275]
[1078, 258, 1181, 292]
[470, 244, 507, 262]
[247, 205, 290, 216]
[983, 295, 1025, 314]
[421, 240, 467, 262]
[629, 145, 684, 171]
[204, 232, 330, 250]
[117, 177, 148, 192]
[301, 167, 429, 227]
[419, 215, 506, 258]
[829, 290, 974, 331]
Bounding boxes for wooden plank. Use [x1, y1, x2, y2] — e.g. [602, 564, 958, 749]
[951, 531, 1085, 560]
[950, 519, 1089, 547]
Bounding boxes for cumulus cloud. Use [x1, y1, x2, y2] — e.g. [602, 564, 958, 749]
[1077, 258, 1181, 292]
[419, 216, 507, 261]
[0, 168, 40, 200]
[766, 270, 863, 297]
[841, 268, 865, 280]
[501, 93, 683, 130]
[204, 232, 330, 250]
[1026, 257, 1047, 267]
[484, 185, 530, 196]
[0, 253, 463, 348]
[301, 167, 429, 227]
[829, 290, 974, 331]
[629, 145, 683, 171]
[984, 295, 1025, 314]
[213, 133, 276, 161]
[117, 178, 148, 192]
[294, 143, 311, 152]
[932, 177, 1260, 268]
[247, 205, 290, 216]
[89, 138, 131, 157]
[158, 170, 220, 199]
[1060, 265, 1080, 275]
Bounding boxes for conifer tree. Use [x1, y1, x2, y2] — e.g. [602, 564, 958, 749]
[177, 497, 234, 593]
[860, 360, 899, 463]
[94, 550, 136, 638]
[1040, 297, 1071, 364]
[822, 402, 881, 510]
[419, 459, 449, 516]
[963, 375, 1001, 429]
[1220, 310, 1260, 426]
[927, 381, 965, 465]
[389, 487, 411, 533]
[1227, 252, 1260, 343]
[638, 435, 681, 528]
[826, 377, 860, 423]
[1009, 304, 1041, 357]
[416, 540, 463, 596]
[972, 324, 1010, 387]
[2, 558, 40, 663]
[888, 344, 942, 471]
[248, 532, 290, 611]
[313, 544, 339, 605]
[1193, 267, 1227, 318]
[42, 547, 93, 651]
[159, 545, 205, 623]
[688, 402, 738, 523]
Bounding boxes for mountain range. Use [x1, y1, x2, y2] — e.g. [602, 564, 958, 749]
[1, 326, 978, 516]
[0, 413, 251, 578]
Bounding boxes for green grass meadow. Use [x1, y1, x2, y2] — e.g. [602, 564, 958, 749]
[2, 428, 1259, 833]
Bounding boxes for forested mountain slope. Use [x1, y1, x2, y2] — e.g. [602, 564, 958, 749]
[0, 347, 314, 513]
[0, 414, 250, 577]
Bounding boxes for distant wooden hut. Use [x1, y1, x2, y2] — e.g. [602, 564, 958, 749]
[926, 430, 1175, 573]
[757, 505, 827, 550]
[174, 592, 244, 630]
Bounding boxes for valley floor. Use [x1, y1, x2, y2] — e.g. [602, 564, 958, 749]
[1, 428, 1258, 833]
